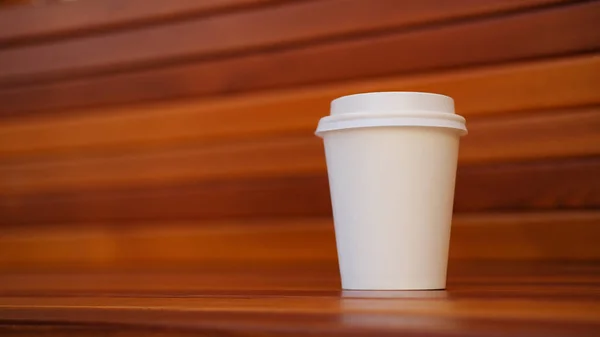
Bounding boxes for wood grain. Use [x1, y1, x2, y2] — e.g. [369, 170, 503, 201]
[2, 293, 600, 322]
[0, 175, 332, 225]
[1, 212, 598, 272]
[1, 158, 598, 225]
[1, 2, 598, 335]
[2, 1, 598, 114]
[0, 267, 342, 294]
[1, 317, 599, 337]
[1, 292, 599, 337]
[0, 219, 338, 271]
[1, 107, 598, 194]
[0, 0, 569, 84]
[453, 158, 600, 212]
[0, 259, 599, 337]
[1, 293, 599, 337]
[0, 325, 203, 337]
[448, 212, 600, 260]
[0, 0, 281, 45]
[1, 55, 598, 156]
[0, 261, 598, 294]
[459, 107, 600, 163]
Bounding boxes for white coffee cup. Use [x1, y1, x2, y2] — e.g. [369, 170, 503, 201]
[316, 92, 467, 290]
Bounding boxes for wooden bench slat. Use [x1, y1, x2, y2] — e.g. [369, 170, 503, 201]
[0, 0, 571, 84]
[1, 158, 598, 225]
[0, 0, 279, 45]
[1, 55, 598, 157]
[2, 1, 598, 114]
[1, 106, 598, 194]
[1, 212, 598, 271]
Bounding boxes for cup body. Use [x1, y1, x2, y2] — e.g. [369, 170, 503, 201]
[316, 92, 466, 290]
[323, 126, 460, 290]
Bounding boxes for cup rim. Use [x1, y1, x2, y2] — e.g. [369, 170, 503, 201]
[315, 110, 467, 137]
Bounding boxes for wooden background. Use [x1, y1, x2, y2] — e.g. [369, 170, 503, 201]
[0, 0, 599, 293]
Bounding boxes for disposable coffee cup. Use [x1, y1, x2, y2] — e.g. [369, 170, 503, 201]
[315, 92, 467, 290]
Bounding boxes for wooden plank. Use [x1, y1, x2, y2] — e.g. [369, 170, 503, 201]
[0, 0, 571, 84]
[0, 107, 598, 194]
[0, 0, 281, 45]
[0, 0, 32, 9]
[3, 0, 562, 46]
[2, 281, 600, 337]
[0, 293, 600, 337]
[0, 219, 339, 270]
[2, 0, 599, 115]
[0, 261, 598, 294]
[449, 212, 600, 260]
[460, 107, 600, 163]
[1, 158, 598, 225]
[0, 55, 598, 157]
[453, 158, 600, 212]
[2, 261, 598, 337]
[0, 325, 172, 337]
[0, 175, 333, 225]
[1, 293, 600, 324]
[0, 268, 342, 294]
[0, 212, 598, 272]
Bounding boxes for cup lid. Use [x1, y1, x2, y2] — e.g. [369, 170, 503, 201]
[316, 92, 467, 137]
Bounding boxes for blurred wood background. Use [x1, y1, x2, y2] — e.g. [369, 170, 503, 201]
[1, 1, 600, 335]
[0, 0, 599, 289]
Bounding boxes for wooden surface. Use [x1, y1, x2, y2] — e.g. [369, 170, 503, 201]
[0, 0, 569, 84]
[0, 0, 565, 45]
[1, 261, 599, 336]
[2, 105, 599, 194]
[1, 212, 599, 274]
[3, 1, 598, 114]
[0, 0, 280, 45]
[2, 55, 599, 155]
[1, 158, 598, 226]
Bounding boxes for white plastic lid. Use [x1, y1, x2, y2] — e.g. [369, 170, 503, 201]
[315, 92, 467, 137]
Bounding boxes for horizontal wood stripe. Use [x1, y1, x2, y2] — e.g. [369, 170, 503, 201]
[0, 220, 338, 270]
[0, 0, 568, 83]
[2, 312, 600, 337]
[3, 1, 599, 115]
[1, 325, 208, 337]
[0, 136, 325, 194]
[1, 275, 599, 299]
[2, 0, 562, 46]
[1, 107, 598, 194]
[0, 261, 597, 294]
[2, 295, 600, 324]
[453, 158, 600, 212]
[1, 292, 600, 337]
[1, 158, 598, 225]
[0, 212, 598, 271]
[449, 212, 600, 260]
[0, 175, 332, 225]
[459, 107, 600, 162]
[1, 55, 599, 156]
[0, 269, 343, 294]
[0, 0, 280, 45]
